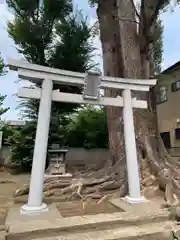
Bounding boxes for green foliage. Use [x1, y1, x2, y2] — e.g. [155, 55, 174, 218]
[18, 98, 39, 120]
[65, 107, 108, 149]
[7, 0, 97, 113]
[50, 12, 97, 72]
[150, 19, 163, 74]
[5, 107, 108, 171]
[7, 0, 95, 69]
[0, 54, 5, 75]
[7, 0, 72, 65]
[6, 121, 37, 171]
[88, 0, 98, 7]
[0, 55, 9, 123]
[149, 1, 180, 74]
[0, 124, 15, 144]
[6, 0, 99, 170]
[0, 95, 9, 120]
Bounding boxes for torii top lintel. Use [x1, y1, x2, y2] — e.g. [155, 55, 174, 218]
[8, 59, 157, 92]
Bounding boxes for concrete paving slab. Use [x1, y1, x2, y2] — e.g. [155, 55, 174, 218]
[0, 231, 6, 240]
[31, 221, 179, 240]
[6, 204, 62, 223]
[110, 198, 164, 214]
[5, 198, 172, 240]
[5, 204, 170, 240]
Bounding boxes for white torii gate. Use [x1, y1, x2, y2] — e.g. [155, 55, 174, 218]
[9, 59, 156, 215]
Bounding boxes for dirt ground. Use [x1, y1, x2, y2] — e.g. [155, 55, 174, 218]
[0, 171, 30, 208]
[0, 171, 122, 223]
[57, 200, 122, 217]
[0, 171, 30, 225]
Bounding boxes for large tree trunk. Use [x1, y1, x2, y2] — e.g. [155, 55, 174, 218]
[116, 0, 157, 137]
[97, 0, 125, 165]
[97, 0, 155, 168]
[116, 0, 142, 78]
[96, 0, 178, 202]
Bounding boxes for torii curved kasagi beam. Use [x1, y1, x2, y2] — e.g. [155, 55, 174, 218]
[9, 59, 157, 215]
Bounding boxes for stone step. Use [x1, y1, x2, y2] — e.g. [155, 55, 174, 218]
[13, 221, 178, 240]
[6, 211, 170, 240]
[0, 231, 6, 240]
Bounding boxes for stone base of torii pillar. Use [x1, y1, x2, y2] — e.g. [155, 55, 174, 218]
[123, 196, 148, 204]
[20, 203, 48, 215]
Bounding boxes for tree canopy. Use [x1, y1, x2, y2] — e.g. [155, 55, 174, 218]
[0, 95, 9, 120]
[0, 54, 5, 75]
[65, 107, 108, 148]
[6, 0, 101, 170]
[7, 0, 97, 115]
[0, 54, 9, 121]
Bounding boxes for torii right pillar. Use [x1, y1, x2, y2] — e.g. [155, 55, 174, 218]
[122, 89, 146, 203]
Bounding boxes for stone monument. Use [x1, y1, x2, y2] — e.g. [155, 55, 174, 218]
[45, 144, 71, 178]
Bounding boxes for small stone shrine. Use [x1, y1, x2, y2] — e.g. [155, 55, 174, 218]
[46, 144, 70, 176]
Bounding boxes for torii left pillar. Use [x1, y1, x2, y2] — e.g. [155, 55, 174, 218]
[21, 79, 53, 214]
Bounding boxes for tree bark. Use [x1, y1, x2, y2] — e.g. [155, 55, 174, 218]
[97, 0, 162, 195]
[116, 0, 159, 157]
[116, 0, 143, 78]
[97, 0, 125, 165]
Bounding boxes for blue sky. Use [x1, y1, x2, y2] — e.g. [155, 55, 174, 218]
[0, 1, 180, 120]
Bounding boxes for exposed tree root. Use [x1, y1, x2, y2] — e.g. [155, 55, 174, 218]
[0, 180, 15, 184]
[14, 184, 29, 197]
[13, 135, 180, 213]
